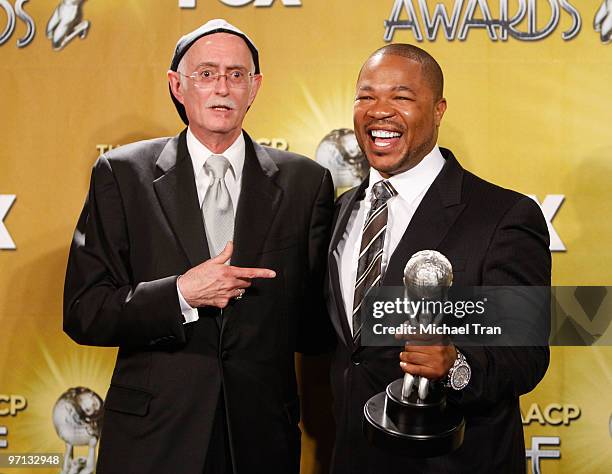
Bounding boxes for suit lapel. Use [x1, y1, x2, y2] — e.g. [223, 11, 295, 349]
[328, 179, 369, 348]
[153, 130, 210, 268]
[383, 148, 466, 286]
[230, 133, 283, 267]
[221, 134, 282, 334]
[330, 180, 368, 253]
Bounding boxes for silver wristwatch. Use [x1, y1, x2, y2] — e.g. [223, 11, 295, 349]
[446, 350, 471, 390]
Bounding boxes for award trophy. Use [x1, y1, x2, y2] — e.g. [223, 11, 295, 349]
[363, 250, 465, 457]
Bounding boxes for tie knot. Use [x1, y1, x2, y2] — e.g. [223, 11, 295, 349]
[371, 180, 397, 204]
[205, 155, 231, 179]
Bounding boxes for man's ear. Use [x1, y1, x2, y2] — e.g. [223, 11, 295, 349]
[167, 70, 185, 104]
[247, 73, 263, 107]
[434, 97, 447, 126]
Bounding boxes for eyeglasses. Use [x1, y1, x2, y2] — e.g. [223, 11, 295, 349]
[178, 68, 258, 89]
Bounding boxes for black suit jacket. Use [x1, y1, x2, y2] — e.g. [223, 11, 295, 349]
[325, 148, 551, 474]
[64, 130, 335, 474]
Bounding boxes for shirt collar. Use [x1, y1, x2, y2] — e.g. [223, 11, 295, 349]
[186, 127, 246, 179]
[366, 145, 446, 204]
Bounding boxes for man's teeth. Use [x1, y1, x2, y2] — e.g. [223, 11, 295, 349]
[370, 130, 401, 139]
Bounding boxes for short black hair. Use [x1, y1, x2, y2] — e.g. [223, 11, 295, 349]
[368, 44, 444, 100]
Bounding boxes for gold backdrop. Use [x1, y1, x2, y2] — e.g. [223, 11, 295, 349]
[1, 1, 611, 473]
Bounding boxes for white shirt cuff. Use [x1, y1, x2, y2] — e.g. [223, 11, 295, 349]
[177, 278, 199, 324]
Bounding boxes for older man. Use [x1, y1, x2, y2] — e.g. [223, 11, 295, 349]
[325, 44, 550, 473]
[64, 19, 334, 474]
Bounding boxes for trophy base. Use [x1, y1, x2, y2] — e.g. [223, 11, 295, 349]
[363, 380, 465, 458]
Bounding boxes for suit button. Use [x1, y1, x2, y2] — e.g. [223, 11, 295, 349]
[351, 354, 362, 366]
[221, 351, 229, 360]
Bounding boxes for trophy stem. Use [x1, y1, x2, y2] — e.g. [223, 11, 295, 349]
[401, 373, 432, 402]
[401, 373, 414, 401]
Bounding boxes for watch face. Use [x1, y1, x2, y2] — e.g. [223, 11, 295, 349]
[452, 364, 471, 389]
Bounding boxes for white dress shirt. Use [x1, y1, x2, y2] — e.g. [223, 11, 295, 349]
[336, 146, 446, 333]
[177, 128, 246, 323]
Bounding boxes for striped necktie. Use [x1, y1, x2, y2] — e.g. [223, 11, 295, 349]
[352, 180, 397, 343]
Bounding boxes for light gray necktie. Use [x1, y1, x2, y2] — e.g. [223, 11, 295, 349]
[202, 155, 234, 258]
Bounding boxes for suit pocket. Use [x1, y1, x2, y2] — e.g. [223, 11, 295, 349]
[104, 384, 153, 417]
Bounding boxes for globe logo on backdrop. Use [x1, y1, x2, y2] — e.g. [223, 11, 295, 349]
[315, 129, 369, 194]
[53, 387, 103, 474]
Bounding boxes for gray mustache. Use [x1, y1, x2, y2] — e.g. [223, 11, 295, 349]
[205, 100, 236, 109]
